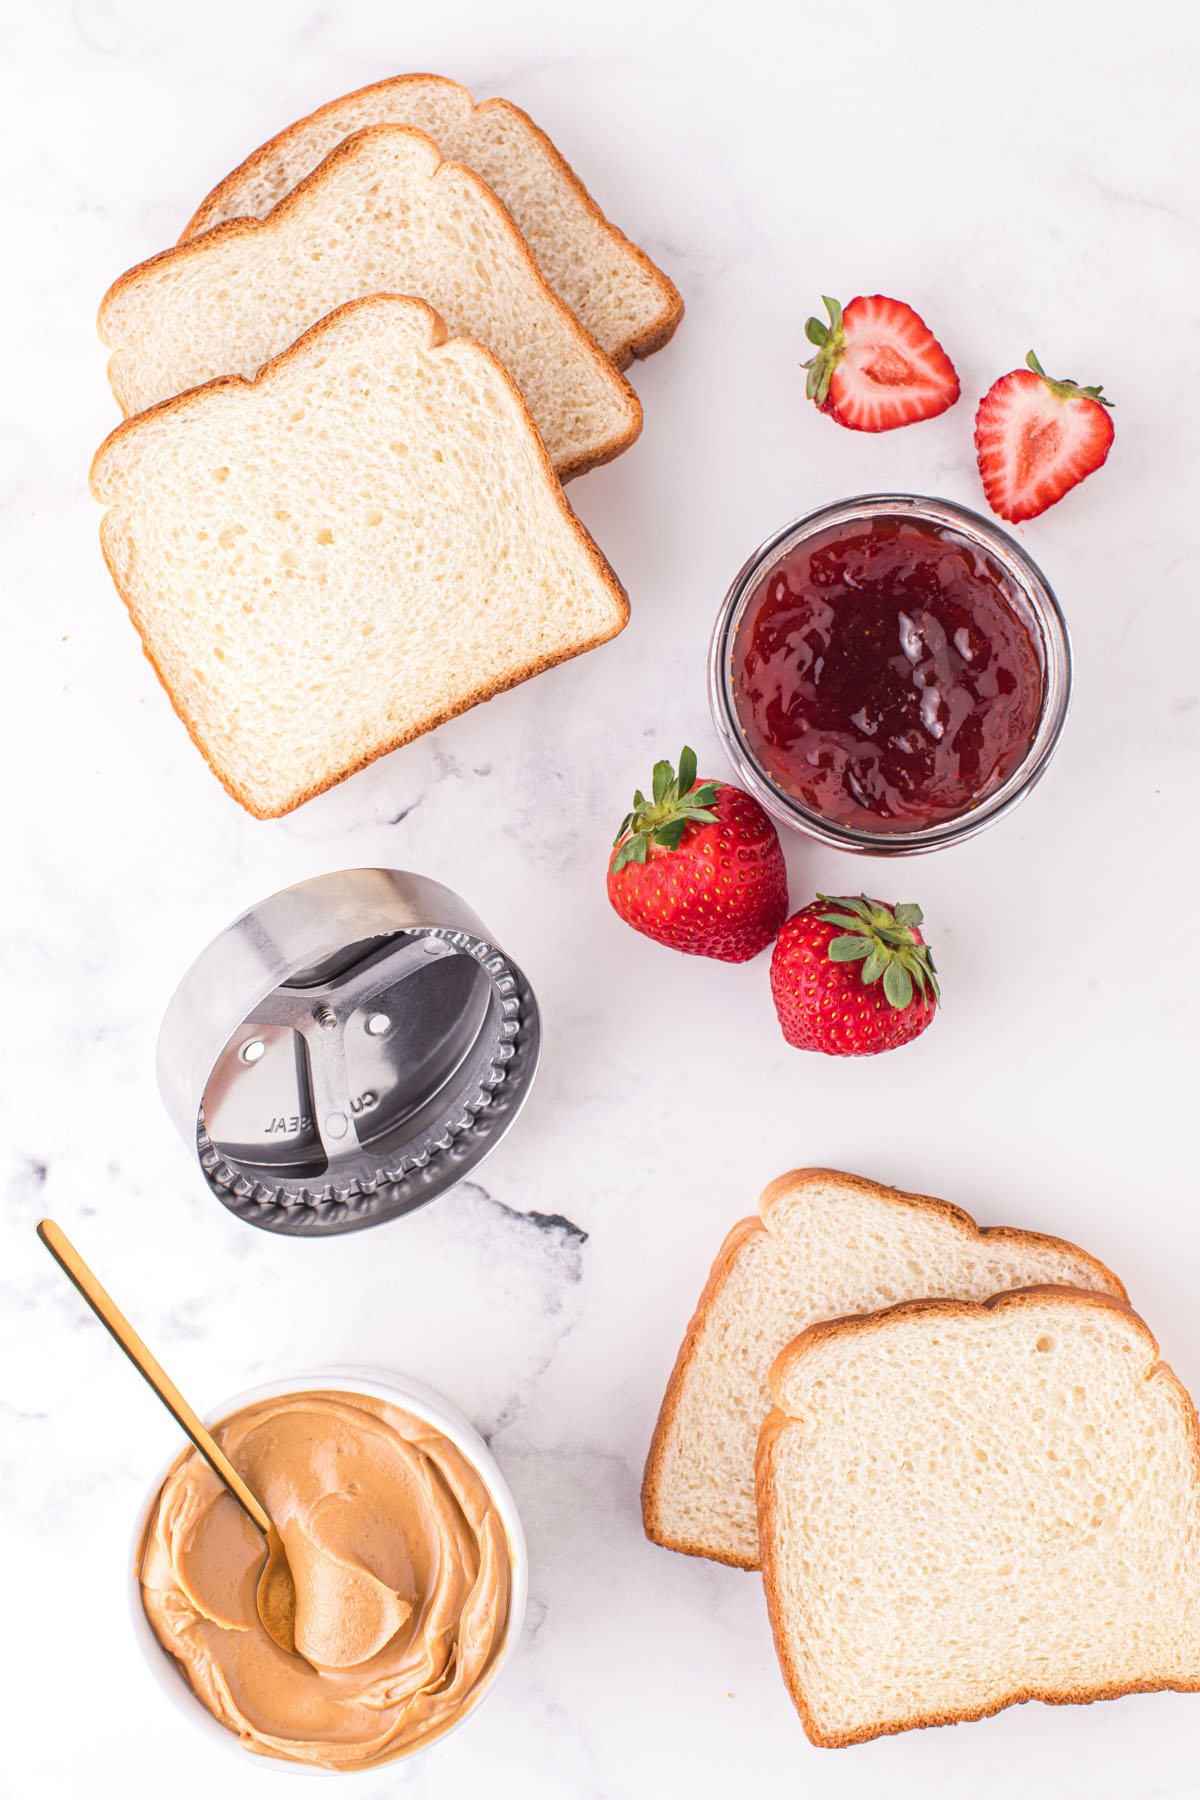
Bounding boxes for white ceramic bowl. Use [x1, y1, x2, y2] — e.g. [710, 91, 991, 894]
[130, 1368, 528, 1776]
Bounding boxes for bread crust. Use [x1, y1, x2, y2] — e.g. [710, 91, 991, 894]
[641, 1213, 764, 1568]
[641, 1168, 1127, 1567]
[90, 294, 630, 820]
[100, 121, 643, 479]
[757, 1285, 1200, 1747]
[178, 71, 683, 369]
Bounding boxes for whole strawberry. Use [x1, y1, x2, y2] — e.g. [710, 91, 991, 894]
[608, 748, 787, 962]
[770, 894, 939, 1055]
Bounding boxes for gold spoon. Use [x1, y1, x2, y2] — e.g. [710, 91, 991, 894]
[37, 1218, 298, 1654]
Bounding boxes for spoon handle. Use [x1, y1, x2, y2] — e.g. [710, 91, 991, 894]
[37, 1218, 271, 1538]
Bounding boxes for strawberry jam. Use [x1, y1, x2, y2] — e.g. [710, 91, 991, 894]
[732, 515, 1045, 833]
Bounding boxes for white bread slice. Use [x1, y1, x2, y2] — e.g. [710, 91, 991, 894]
[89, 295, 629, 819]
[180, 72, 683, 368]
[99, 124, 641, 480]
[758, 1288, 1200, 1746]
[642, 1169, 1125, 1570]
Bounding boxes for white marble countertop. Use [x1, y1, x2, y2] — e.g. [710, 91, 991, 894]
[5, 1, 1199, 1794]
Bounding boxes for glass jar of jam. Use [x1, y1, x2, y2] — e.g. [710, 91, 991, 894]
[708, 495, 1072, 854]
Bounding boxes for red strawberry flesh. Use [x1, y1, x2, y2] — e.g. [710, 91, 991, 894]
[974, 352, 1114, 522]
[804, 295, 960, 432]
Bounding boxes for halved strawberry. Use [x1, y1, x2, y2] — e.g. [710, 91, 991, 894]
[803, 295, 960, 431]
[974, 352, 1115, 522]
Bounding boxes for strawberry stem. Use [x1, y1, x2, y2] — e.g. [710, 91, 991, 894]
[1026, 350, 1114, 408]
[611, 749, 720, 873]
[802, 296, 846, 404]
[817, 894, 940, 1010]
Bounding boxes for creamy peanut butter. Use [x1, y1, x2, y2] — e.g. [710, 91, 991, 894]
[139, 1390, 511, 1769]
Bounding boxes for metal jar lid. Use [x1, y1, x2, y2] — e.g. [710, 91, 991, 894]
[157, 870, 541, 1237]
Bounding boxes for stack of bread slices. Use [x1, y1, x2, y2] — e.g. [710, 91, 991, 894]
[644, 1168, 1200, 1746]
[90, 75, 682, 818]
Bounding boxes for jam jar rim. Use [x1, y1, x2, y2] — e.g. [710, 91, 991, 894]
[707, 492, 1073, 856]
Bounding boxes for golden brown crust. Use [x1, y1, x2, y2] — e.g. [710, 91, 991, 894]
[641, 1213, 763, 1567]
[180, 71, 478, 241]
[90, 293, 629, 820]
[757, 1285, 1200, 1747]
[101, 121, 643, 477]
[641, 1167, 1126, 1565]
[178, 72, 684, 367]
[477, 90, 683, 368]
[761, 1168, 1127, 1305]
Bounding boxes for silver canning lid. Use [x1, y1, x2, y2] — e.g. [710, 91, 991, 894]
[157, 870, 541, 1236]
[707, 493, 1073, 856]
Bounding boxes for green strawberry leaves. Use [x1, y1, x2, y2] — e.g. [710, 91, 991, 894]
[611, 748, 721, 874]
[655, 818, 689, 853]
[861, 947, 889, 985]
[616, 834, 650, 868]
[652, 758, 673, 805]
[802, 295, 846, 405]
[883, 961, 914, 1009]
[827, 935, 873, 962]
[1026, 350, 1114, 409]
[814, 893, 940, 1012]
